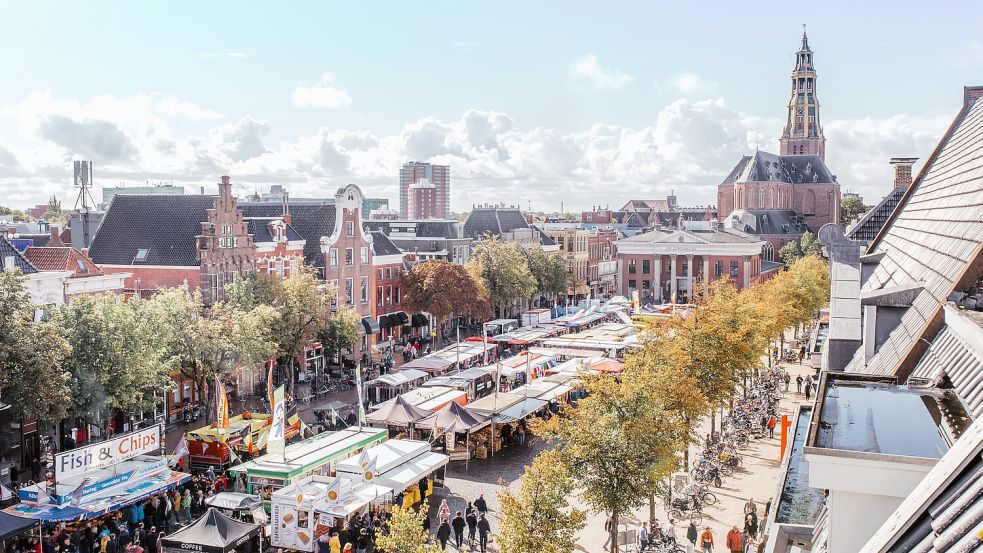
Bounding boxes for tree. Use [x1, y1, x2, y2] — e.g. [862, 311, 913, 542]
[148, 288, 278, 421]
[537, 370, 688, 552]
[0, 271, 71, 421]
[799, 231, 824, 258]
[496, 451, 586, 553]
[779, 240, 803, 264]
[840, 195, 868, 229]
[374, 501, 441, 553]
[525, 247, 566, 301]
[54, 294, 170, 422]
[228, 270, 331, 395]
[320, 307, 362, 365]
[467, 238, 536, 316]
[400, 260, 492, 341]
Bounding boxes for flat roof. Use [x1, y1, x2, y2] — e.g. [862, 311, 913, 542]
[811, 375, 969, 459]
[228, 428, 387, 477]
[774, 406, 825, 526]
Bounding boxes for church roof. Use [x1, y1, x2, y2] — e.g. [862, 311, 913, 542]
[731, 151, 836, 185]
[726, 209, 811, 236]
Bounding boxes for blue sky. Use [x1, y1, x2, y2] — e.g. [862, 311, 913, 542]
[1, 1, 980, 211]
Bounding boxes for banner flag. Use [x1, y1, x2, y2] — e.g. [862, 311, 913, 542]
[268, 385, 286, 455]
[216, 378, 230, 429]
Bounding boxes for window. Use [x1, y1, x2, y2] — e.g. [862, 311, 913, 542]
[360, 247, 368, 264]
[330, 249, 339, 267]
[682, 260, 688, 274]
[393, 286, 400, 303]
[714, 261, 723, 277]
[377, 286, 383, 306]
[378, 268, 384, 281]
[386, 285, 392, 305]
[628, 259, 637, 274]
[386, 267, 392, 280]
[345, 248, 353, 266]
[360, 277, 368, 304]
[275, 257, 284, 277]
[729, 261, 739, 278]
[345, 278, 354, 305]
[628, 279, 637, 289]
[209, 274, 220, 300]
[347, 221, 355, 236]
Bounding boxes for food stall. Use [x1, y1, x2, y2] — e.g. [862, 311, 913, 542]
[364, 368, 429, 404]
[369, 385, 466, 413]
[228, 428, 387, 495]
[270, 475, 393, 552]
[185, 412, 305, 470]
[335, 439, 448, 507]
[161, 508, 261, 553]
[365, 396, 435, 439]
[539, 322, 638, 357]
[6, 426, 190, 523]
[485, 351, 557, 391]
[465, 393, 549, 459]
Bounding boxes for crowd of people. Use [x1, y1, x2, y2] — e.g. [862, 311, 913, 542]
[430, 495, 491, 553]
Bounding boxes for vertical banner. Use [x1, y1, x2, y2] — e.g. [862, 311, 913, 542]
[268, 385, 286, 455]
[355, 364, 366, 427]
[267, 359, 276, 409]
[215, 378, 230, 429]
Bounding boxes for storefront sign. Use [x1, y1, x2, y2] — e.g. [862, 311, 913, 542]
[54, 424, 163, 481]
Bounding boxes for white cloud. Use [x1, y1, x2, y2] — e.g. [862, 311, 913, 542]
[657, 72, 719, 97]
[197, 52, 247, 59]
[571, 54, 633, 91]
[0, 90, 952, 213]
[291, 73, 352, 109]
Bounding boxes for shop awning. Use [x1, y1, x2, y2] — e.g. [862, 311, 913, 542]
[493, 397, 548, 424]
[362, 317, 381, 335]
[161, 508, 260, 553]
[411, 313, 429, 327]
[393, 312, 410, 326]
[423, 401, 490, 434]
[365, 395, 435, 427]
[529, 346, 605, 359]
[314, 484, 394, 518]
[401, 357, 454, 373]
[205, 492, 263, 512]
[0, 511, 37, 541]
[366, 369, 428, 388]
[374, 452, 449, 493]
[378, 315, 393, 329]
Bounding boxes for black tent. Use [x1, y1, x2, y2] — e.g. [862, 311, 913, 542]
[161, 508, 259, 553]
[0, 511, 37, 541]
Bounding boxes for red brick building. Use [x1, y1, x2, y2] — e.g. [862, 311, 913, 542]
[196, 176, 257, 304]
[615, 221, 780, 303]
[588, 227, 620, 297]
[400, 162, 449, 219]
[405, 178, 439, 220]
[716, 30, 840, 257]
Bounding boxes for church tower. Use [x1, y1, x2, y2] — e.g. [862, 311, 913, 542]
[779, 28, 826, 160]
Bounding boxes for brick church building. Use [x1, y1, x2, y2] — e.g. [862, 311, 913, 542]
[718, 30, 841, 260]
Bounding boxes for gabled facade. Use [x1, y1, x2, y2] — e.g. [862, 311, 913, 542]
[321, 184, 376, 320]
[196, 176, 257, 304]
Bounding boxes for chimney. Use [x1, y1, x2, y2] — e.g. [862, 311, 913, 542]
[965, 86, 983, 108]
[889, 157, 918, 190]
[49, 224, 64, 247]
[282, 190, 292, 224]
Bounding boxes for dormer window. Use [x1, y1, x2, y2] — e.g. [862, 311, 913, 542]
[134, 248, 149, 262]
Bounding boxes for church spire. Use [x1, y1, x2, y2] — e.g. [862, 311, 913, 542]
[780, 26, 826, 160]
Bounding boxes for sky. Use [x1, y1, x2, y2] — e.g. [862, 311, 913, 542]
[1, 1, 981, 213]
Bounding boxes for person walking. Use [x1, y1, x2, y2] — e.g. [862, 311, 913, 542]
[437, 499, 451, 523]
[637, 522, 649, 551]
[743, 513, 758, 545]
[180, 490, 192, 524]
[795, 375, 803, 394]
[805, 380, 812, 400]
[744, 498, 757, 517]
[466, 509, 478, 546]
[699, 527, 714, 553]
[476, 513, 491, 553]
[767, 416, 777, 439]
[329, 533, 341, 553]
[726, 526, 742, 553]
[474, 494, 488, 515]
[783, 372, 791, 392]
[686, 521, 698, 553]
[436, 519, 451, 551]
[603, 516, 614, 551]
[451, 511, 466, 550]
[355, 529, 368, 553]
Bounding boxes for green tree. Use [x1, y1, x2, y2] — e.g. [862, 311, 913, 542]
[779, 240, 803, 264]
[148, 288, 278, 421]
[537, 370, 687, 552]
[0, 271, 71, 421]
[799, 231, 824, 257]
[228, 271, 335, 393]
[840, 195, 868, 229]
[467, 238, 536, 316]
[400, 260, 492, 343]
[496, 452, 586, 553]
[320, 307, 362, 365]
[375, 501, 441, 553]
[54, 294, 170, 422]
[525, 247, 567, 300]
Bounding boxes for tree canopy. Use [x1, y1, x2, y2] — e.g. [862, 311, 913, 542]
[400, 260, 491, 323]
[840, 195, 868, 229]
[467, 239, 537, 315]
[374, 501, 441, 553]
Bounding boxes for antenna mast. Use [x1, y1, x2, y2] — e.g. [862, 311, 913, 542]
[73, 161, 96, 212]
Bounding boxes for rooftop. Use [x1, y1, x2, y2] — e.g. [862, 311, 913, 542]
[811, 375, 969, 459]
[774, 406, 825, 526]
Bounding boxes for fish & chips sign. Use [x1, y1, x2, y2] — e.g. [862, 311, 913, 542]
[54, 424, 163, 481]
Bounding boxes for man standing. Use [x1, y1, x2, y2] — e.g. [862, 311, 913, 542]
[637, 522, 649, 551]
[767, 416, 777, 439]
[603, 515, 614, 550]
[699, 527, 714, 553]
[783, 372, 791, 392]
[805, 379, 812, 400]
[451, 511, 466, 550]
[795, 375, 803, 394]
[744, 498, 757, 517]
[686, 522, 698, 553]
[726, 525, 743, 553]
[476, 513, 491, 553]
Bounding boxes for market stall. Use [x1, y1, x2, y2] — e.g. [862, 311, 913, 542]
[228, 428, 387, 495]
[422, 367, 494, 401]
[270, 475, 393, 552]
[539, 322, 637, 357]
[185, 412, 304, 470]
[161, 508, 261, 553]
[365, 396, 436, 439]
[0, 510, 37, 541]
[465, 392, 546, 458]
[422, 402, 490, 461]
[400, 357, 454, 375]
[369, 385, 465, 413]
[364, 368, 429, 404]
[335, 439, 448, 505]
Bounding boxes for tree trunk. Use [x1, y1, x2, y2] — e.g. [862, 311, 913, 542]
[610, 510, 620, 553]
[649, 494, 657, 529]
